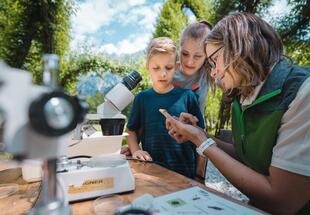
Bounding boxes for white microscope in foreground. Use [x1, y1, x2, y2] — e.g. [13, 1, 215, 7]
[0, 56, 88, 215]
[57, 71, 142, 202]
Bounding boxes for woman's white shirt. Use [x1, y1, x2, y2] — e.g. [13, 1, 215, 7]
[271, 77, 310, 176]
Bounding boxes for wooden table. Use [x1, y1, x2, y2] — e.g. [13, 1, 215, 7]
[0, 164, 40, 215]
[0, 160, 265, 215]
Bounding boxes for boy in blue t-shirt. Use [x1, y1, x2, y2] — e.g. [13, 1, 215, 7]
[126, 37, 205, 178]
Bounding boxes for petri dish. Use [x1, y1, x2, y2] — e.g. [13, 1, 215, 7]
[93, 195, 125, 215]
[0, 183, 19, 199]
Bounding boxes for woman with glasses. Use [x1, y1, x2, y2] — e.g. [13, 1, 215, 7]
[166, 12, 310, 215]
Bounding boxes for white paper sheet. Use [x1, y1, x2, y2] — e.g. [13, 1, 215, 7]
[151, 186, 263, 215]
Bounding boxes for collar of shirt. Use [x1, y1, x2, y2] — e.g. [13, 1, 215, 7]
[240, 62, 278, 106]
[173, 82, 200, 91]
[240, 80, 266, 106]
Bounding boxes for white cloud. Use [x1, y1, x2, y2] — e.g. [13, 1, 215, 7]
[100, 43, 118, 54]
[137, 3, 162, 30]
[100, 34, 151, 55]
[118, 3, 161, 30]
[128, 0, 145, 6]
[72, 1, 111, 35]
[71, 0, 140, 37]
[70, 0, 163, 55]
[71, 0, 127, 51]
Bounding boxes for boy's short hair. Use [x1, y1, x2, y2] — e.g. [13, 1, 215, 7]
[146, 37, 177, 65]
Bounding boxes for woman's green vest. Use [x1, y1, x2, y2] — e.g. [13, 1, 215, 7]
[232, 58, 310, 214]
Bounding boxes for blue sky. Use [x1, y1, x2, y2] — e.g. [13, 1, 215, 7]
[70, 0, 289, 57]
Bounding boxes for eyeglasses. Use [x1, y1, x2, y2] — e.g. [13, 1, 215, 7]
[206, 46, 223, 69]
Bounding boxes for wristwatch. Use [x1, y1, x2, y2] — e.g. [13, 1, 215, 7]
[196, 138, 216, 157]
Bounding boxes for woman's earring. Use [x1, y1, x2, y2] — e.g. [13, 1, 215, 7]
[212, 69, 219, 78]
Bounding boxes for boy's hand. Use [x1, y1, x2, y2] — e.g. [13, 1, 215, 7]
[120, 146, 132, 156]
[132, 150, 152, 161]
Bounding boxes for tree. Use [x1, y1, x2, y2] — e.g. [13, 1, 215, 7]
[0, 0, 40, 68]
[208, 0, 309, 66]
[59, 52, 132, 92]
[209, 0, 273, 23]
[153, 0, 213, 42]
[276, 0, 310, 66]
[0, 0, 73, 84]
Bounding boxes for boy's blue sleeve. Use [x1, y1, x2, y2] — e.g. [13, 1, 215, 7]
[187, 91, 205, 129]
[127, 93, 142, 131]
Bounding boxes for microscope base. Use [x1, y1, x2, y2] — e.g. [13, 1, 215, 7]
[57, 161, 135, 202]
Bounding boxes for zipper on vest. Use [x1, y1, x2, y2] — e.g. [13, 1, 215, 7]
[238, 89, 281, 154]
[240, 110, 246, 153]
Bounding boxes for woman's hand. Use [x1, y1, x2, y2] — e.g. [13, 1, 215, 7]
[132, 150, 152, 161]
[120, 146, 132, 156]
[179, 112, 199, 127]
[166, 116, 207, 145]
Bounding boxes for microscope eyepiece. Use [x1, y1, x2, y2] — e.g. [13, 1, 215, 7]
[122, 70, 142, 91]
